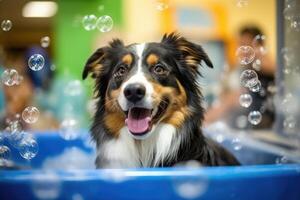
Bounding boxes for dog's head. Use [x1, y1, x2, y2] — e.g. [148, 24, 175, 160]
[83, 33, 213, 140]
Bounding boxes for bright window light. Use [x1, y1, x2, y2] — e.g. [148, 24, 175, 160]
[22, 1, 58, 18]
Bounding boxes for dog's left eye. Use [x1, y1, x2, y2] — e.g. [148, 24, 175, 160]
[114, 65, 128, 78]
[153, 64, 168, 76]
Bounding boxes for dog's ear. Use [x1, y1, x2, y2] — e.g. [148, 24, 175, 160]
[82, 48, 107, 80]
[82, 39, 124, 80]
[161, 32, 213, 74]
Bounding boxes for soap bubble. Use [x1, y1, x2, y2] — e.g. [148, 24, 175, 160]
[236, 0, 248, 7]
[96, 15, 113, 32]
[276, 93, 299, 115]
[252, 59, 261, 71]
[8, 119, 23, 133]
[236, 46, 255, 65]
[1, 19, 12, 31]
[240, 69, 258, 88]
[283, 116, 297, 133]
[0, 145, 11, 160]
[249, 80, 261, 93]
[231, 137, 242, 151]
[50, 64, 56, 71]
[1, 69, 19, 86]
[59, 118, 81, 140]
[281, 47, 295, 67]
[248, 111, 262, 125]
[239, 94, 252, 108]
[252, 34, 267, 54]
[283, 7, 294, 20]
[173, 161, 208, 199]
[235, 115, 248, 129]
[72, 194, 84, 200]
[275, 156, 289, 165]
[98, 5, 105, 12]
[19, 137, 39, 160]
[32, 171, 61, 200]
[40, 36, 50, 48]
[82, 15, 97, 31]
[64, 80, 84, 96]
[7, 131, 28, 148]
[22, 106, 40, 124]
[28, 54, 45, 71]
[156, 0, 169, 11]
[290, 16, 300, 31]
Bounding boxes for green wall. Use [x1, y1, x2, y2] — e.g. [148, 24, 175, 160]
[54, 0, 123, 79]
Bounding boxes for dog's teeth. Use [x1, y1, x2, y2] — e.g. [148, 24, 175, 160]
[152, 107, 158, 117]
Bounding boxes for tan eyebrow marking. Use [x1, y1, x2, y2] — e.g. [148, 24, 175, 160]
[146, 53, 159, 66]
[122, 54, 133, 65]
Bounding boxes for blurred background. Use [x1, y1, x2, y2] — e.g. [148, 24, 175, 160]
[0, 0, 299, 142]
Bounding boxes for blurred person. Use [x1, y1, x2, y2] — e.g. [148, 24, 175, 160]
[204, 25, 276, 129]
[0, 48, 58, 131]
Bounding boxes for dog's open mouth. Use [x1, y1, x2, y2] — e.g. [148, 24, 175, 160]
[125, 99, 169, 136]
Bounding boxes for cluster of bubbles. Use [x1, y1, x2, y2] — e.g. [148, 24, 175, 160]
[28, 54, 45, 71]
[1, 68, 23, 86]
[1, 19, 12, 31]
[82, 14, 113, 32]
[284, 0, 300, 32]
[0, 106, 40, 163]
[235, 32, 269, 126]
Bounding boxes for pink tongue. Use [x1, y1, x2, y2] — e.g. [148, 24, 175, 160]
[125, 108, 151, 134]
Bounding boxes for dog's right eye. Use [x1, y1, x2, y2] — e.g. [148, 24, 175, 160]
[114, 65, 128, 79]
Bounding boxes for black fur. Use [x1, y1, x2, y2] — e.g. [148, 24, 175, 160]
[83, 33, 240, 168]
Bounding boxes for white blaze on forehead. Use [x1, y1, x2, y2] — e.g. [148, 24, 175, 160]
[118, 43, 154, 111]
[136, 43, 146, 72]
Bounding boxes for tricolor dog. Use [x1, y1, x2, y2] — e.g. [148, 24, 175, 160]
[82, 33, 240, 168]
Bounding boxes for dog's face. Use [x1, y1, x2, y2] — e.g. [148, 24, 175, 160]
[83, 33, 213, 139]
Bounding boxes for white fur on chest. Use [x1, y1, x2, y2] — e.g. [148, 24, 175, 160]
[101, 123, 179, 168]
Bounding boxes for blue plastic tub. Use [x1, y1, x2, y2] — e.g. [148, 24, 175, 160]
[0, 132, 300, 200]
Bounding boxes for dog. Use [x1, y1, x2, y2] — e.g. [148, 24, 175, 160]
[82, 33, 240, 168]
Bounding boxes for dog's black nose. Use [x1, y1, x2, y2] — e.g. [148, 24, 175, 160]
[124, 84, 146, 103]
